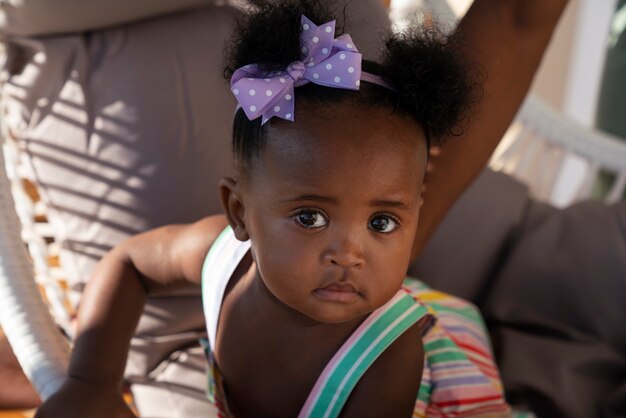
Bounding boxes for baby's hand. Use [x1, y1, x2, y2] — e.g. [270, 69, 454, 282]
[35, 376, 136, 418]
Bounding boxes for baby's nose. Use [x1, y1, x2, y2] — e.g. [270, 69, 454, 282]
[322, 234, 365, 268]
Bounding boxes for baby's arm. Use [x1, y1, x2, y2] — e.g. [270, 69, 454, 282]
[413, 0, 569, 257]
[35, 215, 228, 418]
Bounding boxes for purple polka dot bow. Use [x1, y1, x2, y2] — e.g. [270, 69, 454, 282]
[231, 15, 362, 124]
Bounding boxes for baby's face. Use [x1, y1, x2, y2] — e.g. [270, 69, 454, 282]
[239, 101, 427, 324]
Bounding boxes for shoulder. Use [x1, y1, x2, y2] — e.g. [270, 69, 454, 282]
[339, 321, 424, 418]
[169, 215, 230, 284]
[120, 214, 229, 287]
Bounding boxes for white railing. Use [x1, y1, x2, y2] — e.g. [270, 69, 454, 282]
[491, 95, 626, 206]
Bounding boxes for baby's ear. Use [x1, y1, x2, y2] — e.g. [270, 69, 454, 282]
[219, 177, 250, 241]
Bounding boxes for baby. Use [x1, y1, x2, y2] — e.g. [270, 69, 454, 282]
[34, 0, 567, 416]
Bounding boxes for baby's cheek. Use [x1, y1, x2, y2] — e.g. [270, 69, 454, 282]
[259, 246, 307, 288]
[368, 258, 408, 300]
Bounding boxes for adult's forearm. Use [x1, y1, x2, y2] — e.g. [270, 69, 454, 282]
[67, 248, 147, 388]
[413, 0, 569, 257]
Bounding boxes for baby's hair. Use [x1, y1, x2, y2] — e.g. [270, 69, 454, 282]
[224, 0, 479, 167]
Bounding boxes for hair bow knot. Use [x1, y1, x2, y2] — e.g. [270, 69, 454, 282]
[287, 61, 306, 83]
[231, 15, 363, 124]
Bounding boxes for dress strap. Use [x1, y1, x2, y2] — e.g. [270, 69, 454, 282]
[201, 226, 251, 351]
[298, 289, 430, 418]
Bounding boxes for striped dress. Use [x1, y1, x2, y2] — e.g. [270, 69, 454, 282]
[404, 280, 511, 417]
[202, 227, 511, 417]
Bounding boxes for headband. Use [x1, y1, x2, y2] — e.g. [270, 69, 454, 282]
[230, 15, 396, 125]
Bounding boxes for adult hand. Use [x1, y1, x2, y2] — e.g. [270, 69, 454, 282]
[35, 376, 135, 418]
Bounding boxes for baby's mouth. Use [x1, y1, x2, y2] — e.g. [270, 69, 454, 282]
[314, 282, 360, 303]
[322, 283, 357, 293]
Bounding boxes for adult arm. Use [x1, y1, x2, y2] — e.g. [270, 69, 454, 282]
[35, 215, 228, 418]
[413, 0, 569, 257]
[0, 0, 210, 36]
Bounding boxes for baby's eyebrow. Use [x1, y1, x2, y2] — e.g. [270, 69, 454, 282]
[281, 195, 411, 209]
[369, 199, 411, 210]
[282, 194, 338, 204]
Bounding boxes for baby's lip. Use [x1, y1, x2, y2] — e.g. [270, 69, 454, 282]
[320, 282, 357, 293]
[314, 282, 360, 303]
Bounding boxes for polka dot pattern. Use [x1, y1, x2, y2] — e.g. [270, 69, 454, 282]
[230, 16, 364, 125]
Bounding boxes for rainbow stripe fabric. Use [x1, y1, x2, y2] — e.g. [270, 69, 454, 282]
[405, 279, 511, 417]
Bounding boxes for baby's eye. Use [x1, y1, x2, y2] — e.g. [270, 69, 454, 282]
[294, 210, 328, 229]
[369, 215, 399, 233]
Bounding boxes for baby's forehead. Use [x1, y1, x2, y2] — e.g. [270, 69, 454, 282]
[250, 107, 427, 187]
[265, 101, 427, 157]
[245, 129, 426, 209]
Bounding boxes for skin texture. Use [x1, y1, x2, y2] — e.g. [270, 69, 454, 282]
[33, 1, 570, 416]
